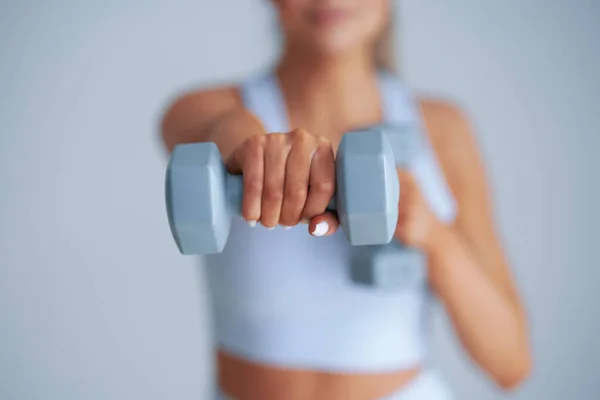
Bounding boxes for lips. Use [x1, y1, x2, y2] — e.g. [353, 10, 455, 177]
[309, 7, 353, 25]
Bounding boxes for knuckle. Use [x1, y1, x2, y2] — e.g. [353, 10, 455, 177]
[248, 133, 266, 148]
[313, 142, 334, 163]
[263, 183, 284, 201]
[266, 133, 288, 152]
[244, 179, 263, 196]
[290, 128, 309, 137]
[285, 182, 308, 203]
[316, 135, 332, 148]
[313, 180, 335, 196]
[316, 136, 333, 154]
[243, 136, 265, 158]
[290, 128, 312, 142]
[268, 132, 285, 143]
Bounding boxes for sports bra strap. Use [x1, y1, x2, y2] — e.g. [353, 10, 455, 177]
[239, 73, 289, 133]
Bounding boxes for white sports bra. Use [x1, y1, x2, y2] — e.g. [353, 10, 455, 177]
[204, 70, 456, 373]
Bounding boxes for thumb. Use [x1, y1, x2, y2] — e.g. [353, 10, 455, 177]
[308, 212, 339, 237]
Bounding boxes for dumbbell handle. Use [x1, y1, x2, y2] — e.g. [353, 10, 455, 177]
[224, 173, 338, 217]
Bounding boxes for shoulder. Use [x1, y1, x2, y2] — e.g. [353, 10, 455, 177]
[418, 98, 473, 148]
[381, 73, 473, 146]
[159, 84, 244, 149]
[161, 85, 242, 128]
[417, 97, 487, 196]
[161, 70, 274, 124]
[417, 97, 479, 160]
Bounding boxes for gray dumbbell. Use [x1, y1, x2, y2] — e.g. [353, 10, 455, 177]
[348, 124, 427, 288]
[350, 242, 427, 289]
[165, 129, 400, 255]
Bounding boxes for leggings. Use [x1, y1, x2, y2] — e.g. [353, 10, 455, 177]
[216, 369, 454, 400]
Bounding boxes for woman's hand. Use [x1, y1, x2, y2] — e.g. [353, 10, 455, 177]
[226, 128, 340, 235]
[394, 169, 444, 250]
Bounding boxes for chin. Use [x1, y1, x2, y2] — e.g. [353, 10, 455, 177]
[309, 32, 366, 58]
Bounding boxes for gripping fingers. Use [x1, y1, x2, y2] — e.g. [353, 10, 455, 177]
[302, 137, 336, 220]
[237, 135, 265, 225]
[261, 134, 290, 228]
[279, 133, 313, 227]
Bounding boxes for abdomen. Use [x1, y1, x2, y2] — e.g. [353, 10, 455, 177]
[204, 217, 431, 372]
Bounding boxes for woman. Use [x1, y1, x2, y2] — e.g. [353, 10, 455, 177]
[161, 1, 531, 399]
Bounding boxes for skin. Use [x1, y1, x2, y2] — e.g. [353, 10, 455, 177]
[161, 0, 532, 398]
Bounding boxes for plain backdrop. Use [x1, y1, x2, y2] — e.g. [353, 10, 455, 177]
[1, 1, 599, 399]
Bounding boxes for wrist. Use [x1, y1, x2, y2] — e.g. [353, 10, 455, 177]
[422, 218, 453, 256]
[421, 221, 458, 290]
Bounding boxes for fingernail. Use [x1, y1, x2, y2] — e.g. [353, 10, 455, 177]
[300, 218, 310, 225]
[267, 226, 276, 231]
[247, 220, 257, 228]
[311, 221, 329, 237]
[281, 225, 292, 230]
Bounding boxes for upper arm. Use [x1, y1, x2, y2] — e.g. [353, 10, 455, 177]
[159, 86, 242, 152]
[419, 99, 523, 310]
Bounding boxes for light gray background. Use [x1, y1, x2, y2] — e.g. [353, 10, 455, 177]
[1, 1, 598, 399]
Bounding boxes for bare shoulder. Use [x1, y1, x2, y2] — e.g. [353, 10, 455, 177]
[168, 85, 240, 114]
[418, 98, 488, 197]
[418, 98, 475, 157]
[160, 85, 242, 150]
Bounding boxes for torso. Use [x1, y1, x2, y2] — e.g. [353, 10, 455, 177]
[204, 71, 457, 400]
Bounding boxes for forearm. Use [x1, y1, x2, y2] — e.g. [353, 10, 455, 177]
[203, 108, 266, 161]
[425, 224, 531, 389]
[161, 97, 265, 158]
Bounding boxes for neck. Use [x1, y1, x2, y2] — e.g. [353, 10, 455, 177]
[276, 43, 378, 91]
[275, 43, 383, 136]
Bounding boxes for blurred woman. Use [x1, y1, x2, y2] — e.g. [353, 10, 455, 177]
[160, 1, 531, 399]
